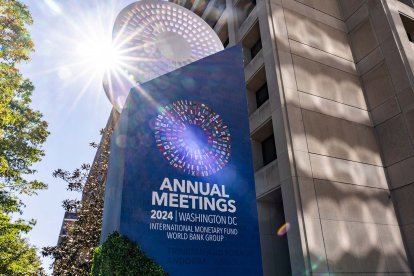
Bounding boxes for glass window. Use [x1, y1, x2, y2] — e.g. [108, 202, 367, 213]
[250, 38, 262, 59]
[400, 14, 414, 43]
[223, 38, 229, 48]
[262, 134, 277, 166]
[399, 0, 414, 8]
[255, 83, 269, 108]
[246, 0, 256, 16]
[238, 0, 256, 26]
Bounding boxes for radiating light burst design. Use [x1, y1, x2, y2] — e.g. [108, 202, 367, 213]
[32, 0, 223, 114]
[154, 100, 231, 177]
[30, 0, 128, 112]
[103, 0, 224, 112]
[112, 1, 223, 81]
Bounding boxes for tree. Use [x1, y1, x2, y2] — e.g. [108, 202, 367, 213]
[0, 0, 49, 194]
[0, 192, 46, 275]
[0, 78, 49, 194]
[90, 232, 166, 276]
[0, 0, 49, 274]
[1, 0, 34, 145]
[43, 123, 115, 275]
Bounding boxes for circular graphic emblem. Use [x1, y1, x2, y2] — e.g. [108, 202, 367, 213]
[103, 1, 224, 112]
[154, 100, 231, 176]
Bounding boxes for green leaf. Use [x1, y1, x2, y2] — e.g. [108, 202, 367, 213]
[90, 232, 167, 276]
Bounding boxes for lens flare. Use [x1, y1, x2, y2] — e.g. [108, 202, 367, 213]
[103, 0, 224, 112]
[27, 0, 130, 114]
[115, 134, 127, 148]
[75, 39, 122, 73]
[44, 0, 62, 14]
[303, 256, 326, 275]
[277, 222, 290, 236]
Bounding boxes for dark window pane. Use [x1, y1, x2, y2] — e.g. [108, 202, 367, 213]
[401, 14, 414, 43]
[246, 0, 256, 16]
[223, 38, 229, 48]
[399, 0, 414, 8]
[262, 134, 277, 166]
[214, 0, 226, 13]
[256, 83, 269, 108]
[250, 38, 262, 59]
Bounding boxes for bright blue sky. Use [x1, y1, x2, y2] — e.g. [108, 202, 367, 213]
[19, 0, 137, 272]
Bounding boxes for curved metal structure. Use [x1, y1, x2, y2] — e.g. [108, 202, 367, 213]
[103, 0, 224, 112]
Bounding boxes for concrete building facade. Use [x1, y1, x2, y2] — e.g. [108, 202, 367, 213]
[185, 0, 414, 274]
[92, 0, 414, 274]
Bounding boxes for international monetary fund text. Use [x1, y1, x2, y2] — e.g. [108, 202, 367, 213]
[149, 177, 238, 242]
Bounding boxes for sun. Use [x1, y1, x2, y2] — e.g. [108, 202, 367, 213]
[75, 36, 122, 74]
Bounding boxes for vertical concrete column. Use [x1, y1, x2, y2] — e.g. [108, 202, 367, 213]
[257, 0, 313, 274]
[226, 0, 237, 45]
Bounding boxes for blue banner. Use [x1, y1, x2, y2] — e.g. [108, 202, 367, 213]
[102, 45, 263, 275]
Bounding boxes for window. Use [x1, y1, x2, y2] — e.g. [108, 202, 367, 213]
[261, 134, 277, 166]
[250, 38, 262, 59]
[255, 83, 269, 108]
[223, 38, 229, 48]
[251, 120, 275, 170]
[246, 0, 256, 16]
[400, 14, 414, 43]
[241, 21, 261, 65]
[214, 0, 226, 14]
[246, 66, 266, 114]
[206, 0, 226, 29]
[237, 0, 256, 26]
[217, 23, 229, 49]
[399, 0, 414, 8]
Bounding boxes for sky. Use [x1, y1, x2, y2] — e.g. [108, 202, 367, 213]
[18, 0, 139, 272]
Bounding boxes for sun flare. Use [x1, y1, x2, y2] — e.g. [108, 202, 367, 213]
[76, 38, 122, 74]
